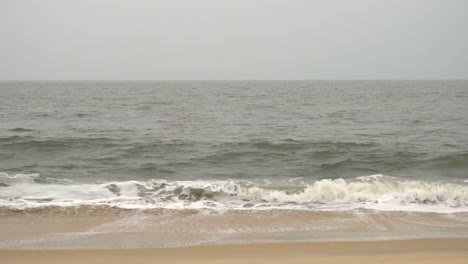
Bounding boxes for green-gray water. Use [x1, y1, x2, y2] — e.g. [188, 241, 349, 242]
[1, 80, 468, 212]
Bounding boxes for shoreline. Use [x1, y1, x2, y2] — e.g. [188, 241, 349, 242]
[2, 209, 468, 249]
[2, 238, 468, 264]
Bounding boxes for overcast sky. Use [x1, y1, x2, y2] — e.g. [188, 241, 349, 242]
[1, 0, 467, 80]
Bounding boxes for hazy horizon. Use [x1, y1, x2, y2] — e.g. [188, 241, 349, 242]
[1, 0, 467, 80]
[2, 79, 468, 82]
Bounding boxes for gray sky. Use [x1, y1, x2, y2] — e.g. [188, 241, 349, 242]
[1, 0, 467, 80]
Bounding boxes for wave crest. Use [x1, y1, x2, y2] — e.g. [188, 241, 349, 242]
[1, 173, 467, 213]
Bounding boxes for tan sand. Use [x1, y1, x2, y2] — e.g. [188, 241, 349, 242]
[1, 238, 468, 264]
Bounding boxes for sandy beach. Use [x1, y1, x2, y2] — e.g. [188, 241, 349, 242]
[1, 238, 467, 264]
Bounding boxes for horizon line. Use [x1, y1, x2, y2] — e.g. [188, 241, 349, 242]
[1, 78, 468, 82]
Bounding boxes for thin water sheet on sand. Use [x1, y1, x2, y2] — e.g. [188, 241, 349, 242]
[1, 207, 468, 249]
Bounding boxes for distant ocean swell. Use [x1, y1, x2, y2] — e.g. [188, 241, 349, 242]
[2, 136, 468, 174]
[1, 173, 468, 213]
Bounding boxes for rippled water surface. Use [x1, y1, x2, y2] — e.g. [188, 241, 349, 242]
[1, 80, 468, 212]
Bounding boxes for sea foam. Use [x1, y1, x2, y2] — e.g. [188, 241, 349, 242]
[1, 173, 468, 213]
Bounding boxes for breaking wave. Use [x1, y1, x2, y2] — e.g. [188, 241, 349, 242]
[1, 173, 468, 213]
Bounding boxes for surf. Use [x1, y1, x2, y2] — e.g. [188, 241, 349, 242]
[1, 173, 468, 213]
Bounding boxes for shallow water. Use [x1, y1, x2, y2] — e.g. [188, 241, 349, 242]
[1, 208, 468, 249]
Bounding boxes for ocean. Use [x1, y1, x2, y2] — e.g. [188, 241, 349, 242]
[1, 80, 468, 249]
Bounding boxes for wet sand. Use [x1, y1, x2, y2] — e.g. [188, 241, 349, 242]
[2, 209, 468, 249]
[1, 238, 468, 264]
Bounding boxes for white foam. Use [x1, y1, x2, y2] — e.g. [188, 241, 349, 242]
[356, 174, 385, 181]
[1, 173, 468, 213]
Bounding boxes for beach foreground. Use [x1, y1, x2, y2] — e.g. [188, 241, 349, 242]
[2, 238, 468, 264]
